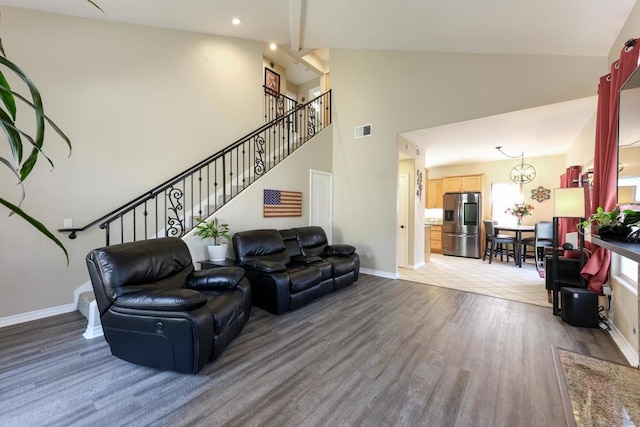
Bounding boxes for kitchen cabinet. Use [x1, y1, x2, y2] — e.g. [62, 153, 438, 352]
[461, 174, 484, 192]
[426, 179, 443, 208]
[443, 174, 484, 193]
[424, 226, 431, 261]
[430, 225, 442, 254]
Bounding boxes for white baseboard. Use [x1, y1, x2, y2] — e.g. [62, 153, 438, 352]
[360, 267, 399, 280]
[83, 324, 104, 339]
[407, 261, 426, 269]
[609, 322, 639, 367]
[0, 303, 76, 328]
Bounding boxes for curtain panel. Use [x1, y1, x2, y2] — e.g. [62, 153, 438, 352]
[582, 39, 639, 293]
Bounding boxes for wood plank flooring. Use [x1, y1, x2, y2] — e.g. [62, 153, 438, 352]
[0, 275, 626, 426]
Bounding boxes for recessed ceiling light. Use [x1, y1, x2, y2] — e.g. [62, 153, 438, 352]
[232, 18, 242, 25]
[270, 43, 277, 50]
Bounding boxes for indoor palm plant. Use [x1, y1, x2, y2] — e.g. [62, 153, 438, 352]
[194, 217, 231, 261]
[0, 1, 102, 263]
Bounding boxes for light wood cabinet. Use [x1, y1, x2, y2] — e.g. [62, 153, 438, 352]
[461, 174, 483, 192]
[443, 174, 484, 193]
[424, 226, 431, 261]
[427, 174, 483, 209]
[430, 225, 442, 254]
[426, 179, 443, 208]
[443, 177, 462, 193]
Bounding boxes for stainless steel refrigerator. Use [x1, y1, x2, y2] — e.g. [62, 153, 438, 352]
[443, 192, 481, 258]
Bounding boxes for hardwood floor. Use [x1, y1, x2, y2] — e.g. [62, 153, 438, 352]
[0, 275, 626, 426]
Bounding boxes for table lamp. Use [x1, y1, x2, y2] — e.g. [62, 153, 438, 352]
[551, 187, 586, 315]
[554, 187, 586, 218]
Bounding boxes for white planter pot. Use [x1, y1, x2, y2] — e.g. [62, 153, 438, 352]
[207, 244, 227, 261]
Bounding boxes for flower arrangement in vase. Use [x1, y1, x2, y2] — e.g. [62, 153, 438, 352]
[194, 217, 231, 261]
[505, 203, 534, 226]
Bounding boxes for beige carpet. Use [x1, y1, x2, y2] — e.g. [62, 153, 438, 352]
[399, 253, 551, 307]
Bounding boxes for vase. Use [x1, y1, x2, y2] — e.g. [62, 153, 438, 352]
[517, 218, 522, 226]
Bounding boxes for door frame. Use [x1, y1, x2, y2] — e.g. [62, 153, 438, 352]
[309, 169, 333, 243]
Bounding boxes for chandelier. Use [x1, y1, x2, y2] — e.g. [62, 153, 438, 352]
[496, 146, 536, 184]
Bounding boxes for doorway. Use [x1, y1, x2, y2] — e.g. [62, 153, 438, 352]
[310, 169, 333, 243]
[398, 173, 409, 268]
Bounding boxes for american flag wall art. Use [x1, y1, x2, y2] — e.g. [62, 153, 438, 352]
[263, 189, 302, 217]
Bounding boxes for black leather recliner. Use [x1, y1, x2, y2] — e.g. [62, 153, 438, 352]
[86, 237, 251, 374]
[232, 229, 330, 314]
[292, 226, 360, 290]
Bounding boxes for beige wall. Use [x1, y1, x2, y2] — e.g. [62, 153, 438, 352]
[331, 49, 606, 274]
[297, 77, 323, 103]
[0, 8, 265, 318]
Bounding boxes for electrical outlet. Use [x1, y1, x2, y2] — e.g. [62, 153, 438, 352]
[603, 286, 613, 296]
[366, 251, 372, 259]
[63, 218, 73, 228]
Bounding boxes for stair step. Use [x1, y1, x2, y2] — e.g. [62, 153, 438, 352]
[77, 291, 95, 320]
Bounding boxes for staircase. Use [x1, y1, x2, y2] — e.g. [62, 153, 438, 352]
[67, 90, 332, 338]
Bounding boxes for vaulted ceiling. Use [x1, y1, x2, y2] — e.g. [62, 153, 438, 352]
[1, 0, 636, 166]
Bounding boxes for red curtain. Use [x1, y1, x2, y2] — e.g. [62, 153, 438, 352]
[582, 39, 639, 293]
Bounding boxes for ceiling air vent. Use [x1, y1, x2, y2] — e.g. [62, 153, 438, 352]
[354, 124, 372, 139]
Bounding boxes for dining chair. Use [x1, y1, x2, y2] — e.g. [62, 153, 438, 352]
[521, 221, 554, 270]
[482, 220, 517, 265]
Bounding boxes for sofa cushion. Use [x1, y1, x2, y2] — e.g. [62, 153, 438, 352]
[287, 265, 323, 294]
[188, 267, 245, 290]
[205, 290, 246, 332]
[324, 244, 356, 257]
[233, 229, 290, 265]
[325, 256, 356, 277]
[293, 226, 328, 257]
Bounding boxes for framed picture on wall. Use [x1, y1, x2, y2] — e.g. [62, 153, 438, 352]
[264, 68, 280, 96]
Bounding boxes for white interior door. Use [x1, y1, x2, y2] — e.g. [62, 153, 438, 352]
[310, 169, 333, 243]
[398, 174, 409, 268]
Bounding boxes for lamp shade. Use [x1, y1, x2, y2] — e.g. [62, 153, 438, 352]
[553, 187, 586, 217]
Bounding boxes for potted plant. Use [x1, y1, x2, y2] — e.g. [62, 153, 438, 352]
[194, 217, 231, 261]
[577, 206, 640, 238]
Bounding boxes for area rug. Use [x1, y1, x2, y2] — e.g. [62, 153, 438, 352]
[555, 347, 640, 426]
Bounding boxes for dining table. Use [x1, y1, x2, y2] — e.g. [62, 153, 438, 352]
[495, 224, 535, 267]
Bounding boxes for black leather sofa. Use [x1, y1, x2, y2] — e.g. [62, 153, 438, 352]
[232, 226, 360, 314]
[86, 237, 251, 374]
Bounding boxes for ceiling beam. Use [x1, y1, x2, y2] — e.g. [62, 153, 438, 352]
[289, 0, 303, 52]
[278, 45, 326, 75]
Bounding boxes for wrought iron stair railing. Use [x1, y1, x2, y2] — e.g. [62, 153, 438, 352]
[59, 90, 331, 246]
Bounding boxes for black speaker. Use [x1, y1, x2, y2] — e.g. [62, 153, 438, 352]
[560, 287, 599, 328]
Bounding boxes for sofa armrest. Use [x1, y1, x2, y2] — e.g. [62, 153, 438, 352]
[291, 255, 323, 265]
[188, 267, 245, 290]
[240, 260, 287, 273]
[113, 289, 207, 311]
[324, 244, 356, 256]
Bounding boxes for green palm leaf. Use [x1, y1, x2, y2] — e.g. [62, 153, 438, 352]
[0, 197, 69, 264]
[0, 55, 45, 180]
[0, 70, 16, 120]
